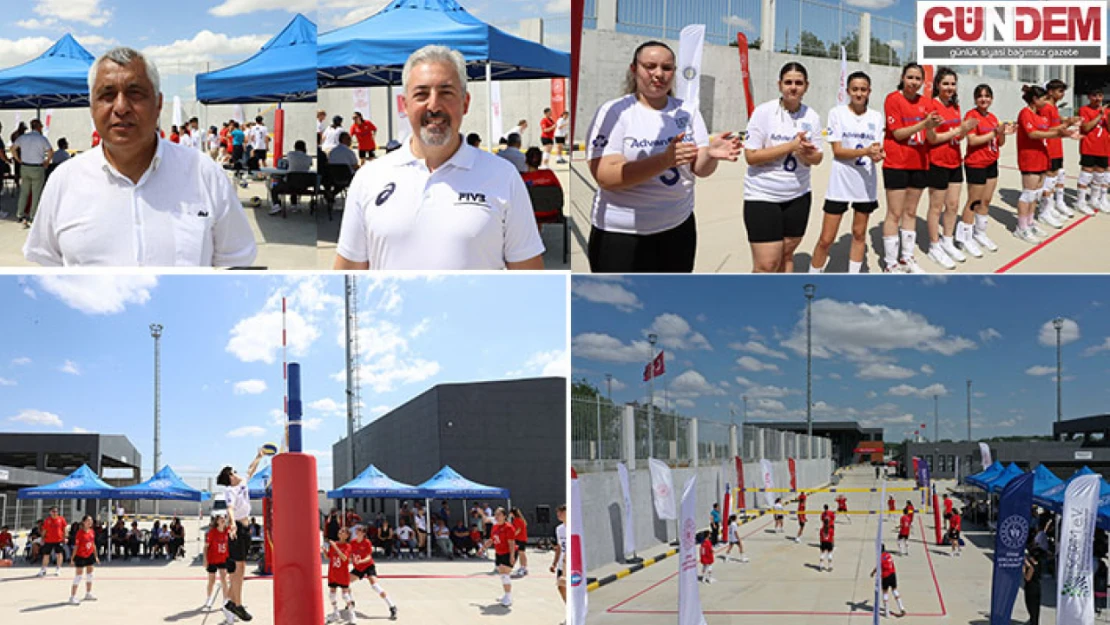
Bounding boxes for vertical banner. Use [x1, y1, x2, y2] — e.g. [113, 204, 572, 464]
[923, 65, 935, 99]
[979, 443, 992, 470]
[1058, 474, 1101, 625]
[788, 458, 798, 493]
[648, 458, 677, 520]
[551, 78, 566, 119]
[837, 45, 848, 106]
[172, 96, 183, 127]
[570, 468, 587, 625]
[570, 0, 583, 143]
[490, 81, 504, 143]
[43, 110, 53, 138]
[873, 479, 887, 625]
[721, 484, 731, 543]
[759, 459, 775, 508]
[232, 104, 245, 124]
[990, 472, 1034, 625]
[352, 88, 371, 119]
[678, 475, 708, 625]
[616, 462, 636, 558]
[735, 33, 756, 119]
[676, 24, 706, 123]
[933, 489, 943, 546]
[955, 456, 960, 485]
[395, 94, 411, 143]
[735, 457, 746, 513]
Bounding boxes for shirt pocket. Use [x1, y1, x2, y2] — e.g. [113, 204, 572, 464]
[172, 208, 212, 266]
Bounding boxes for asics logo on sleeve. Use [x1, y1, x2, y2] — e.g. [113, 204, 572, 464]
[592, 135, 608, 148]
[197, 211, 209, 217]
[376, 182, 396, 206]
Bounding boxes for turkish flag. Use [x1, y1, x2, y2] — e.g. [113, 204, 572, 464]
[653, 352, 665, 377]
[920, 423, 926, 429]
[643, 362, 652, 382]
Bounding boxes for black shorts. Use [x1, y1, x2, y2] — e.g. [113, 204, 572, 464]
[744, 192, 812, 243]
[555, 136, 566, 145]
[774, 515, 784, 522]
[588, 212, 697, 273]
[883, 168, 929, 190]
[206, 561, 234, 574]
[1080, 155, 1110, 168]
[882, 573, 898, 590]
[1050, 158, 1064, 171]
[820, 541, 834, 552]
[541, 137, 554, 146]
[228, 524, 250, 562]
[352, 565, 377, 579]
[927, 164, 964, 190]
[964, 162, 999, 185]
[328, 581, 349, 589]
[516, 543, 526, 553]
[556, 568, 564, 579]
[358, 149, 375, 159]
[898, 532, 909, 540]
[1020, 170, 1046, 176]
[947, 530, 961, 541]
[495, 553, 513, 568]
[41, 542, 64, 556]
[798, 521, 806, 530]
[944, 512, 952, 521]
[74, 555, 96, 568]
[823, 199, 879, 215]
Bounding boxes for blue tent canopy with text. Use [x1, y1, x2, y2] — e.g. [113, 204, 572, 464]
[0, 34, 93, 109]
[196, 13, 317, 104]
[17, 464, 115, 499]
[112, 465, 211, 501]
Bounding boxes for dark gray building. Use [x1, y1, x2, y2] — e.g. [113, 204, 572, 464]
[906, 438, 1110, 481]
[753, 421, 883, 467]
[333, 377, 566, 542]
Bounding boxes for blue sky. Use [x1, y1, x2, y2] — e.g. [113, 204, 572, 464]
[1, 274, 568, 490]
[572, 275, 1110, 443]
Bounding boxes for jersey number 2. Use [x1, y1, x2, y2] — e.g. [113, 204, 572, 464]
[854, 143, 866, 166]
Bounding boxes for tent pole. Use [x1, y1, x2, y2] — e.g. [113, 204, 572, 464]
[486, 62, 493, 149]
[426, 498, 431, 559]
[108, 498, 112, 563]
[387, 84, 394, 143]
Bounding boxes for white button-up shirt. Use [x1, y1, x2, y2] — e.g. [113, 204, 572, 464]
[24, 139, 257, 267]
[335, 138, 545, 269]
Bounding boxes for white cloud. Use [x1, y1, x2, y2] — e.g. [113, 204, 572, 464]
[572, 280, 643, 312]
[227, 426, 266, 438]
[309, 398, 343, 415]
[1026, 365, 1056, 376]
[982, 277, 997, 287]
[844, 0, 895, 9]
[233, 379, 267, 395]
[72, 426, 90, 433]
[74, 34, 118, 49]
[11, 357, 31, 366]
[669, 370, 726, 397]
[324, 2, 391, 28]
[974, 391, 987, 398]
[753, 398, 786, 412]
[409, 318, 431, 338]
[33, 0, 112, 26]
[1084, 338, 1110, 356]
[888, 39, 905, 50]
[721, 15, 756, 32]
[745, 384, 795, 398]
[572, 333, 653, 363]
[142, 31, 270, 69]
[59, 360, 81, 375]
[0, 377, 16, 386]
[887, 383, 949, 398]
[17, 277, 36, 300]
[865, 391, 878, 399]
[507, 349, 569, 378]
[343, 356, 440, 394]
[828, 373, 842, 380]
[857, 363, 916, 380]
[979, 328, 1002, 342]
[36, 275, 157, 315]
[920, 364, 935, 375]
[729, 340, 788, 360]
[1038, 318, 1079, 346]
[544, 0, 570, 14]
[0, 37, 54, 66]
[369, 405, 391, 417]
[209, 0, 315, 17]
[646, 313, 712, 351]
[735, 376, 754, 387]
[17, 18, 57, 29]
[9, 409, 63, 427]
[268, 409, 285, 426]
[736, 356, 779, 372]
[226, 276, 339, 364]
[301, 417, 324, 431]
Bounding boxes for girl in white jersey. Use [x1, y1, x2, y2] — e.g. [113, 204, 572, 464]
[586, 40, 742, 273]
[551, 505, 566, 604]
[744, 62, 824, 273]
[809, 71, 884, 273]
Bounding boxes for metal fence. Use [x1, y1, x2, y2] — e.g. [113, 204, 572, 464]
[697, 419, 731, 462]
[584, 0, 598, 29]
[775, 0, 863, 61]
[571, 394, 625, 462]
[615, 0, 762, 46]
[868, 13, 917, 66]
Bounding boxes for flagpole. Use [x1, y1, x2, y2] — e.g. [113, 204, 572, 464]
[648, 334, 657, 459]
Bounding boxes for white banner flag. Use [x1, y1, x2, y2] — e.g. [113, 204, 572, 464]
[172, 96, 183, 128]
[395, 94, 411, 144]
[570, 469, 587, 625]
[979, 442, 992, 470]
[649, 458, 677, 521]
[43, 109, 53, 138]
[676, 24, 706, 123]
[352, 88, 371, 119]
[232, 104, 245, 124]
[837, 45, 848, 106]
[873, 479, 886, 625]
[1058, 474, 1100, 625]
[678, 475, 708, 625]
[490, 81, 503, 143]
[760, 459, 776, 508]
[617, 462, 636, 558]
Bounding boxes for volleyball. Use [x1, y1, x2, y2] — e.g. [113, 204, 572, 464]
[261, 443, 278, 456]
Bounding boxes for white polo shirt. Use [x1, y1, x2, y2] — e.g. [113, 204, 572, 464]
[224, 482, 251, 523]
[250, 125, 268, 151]
[336, 138, 545, 269]
[179, 131, 195, 150]
[14, 131, 52, 165]
[744, 99, 823, 202]
[24, 139, 258, 267]
[321, 126, 341, 152]
[825, 105, 884, 202]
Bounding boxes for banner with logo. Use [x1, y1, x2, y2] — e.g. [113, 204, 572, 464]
[760, 459, 775, 508]
[395, 94, 410, 143]
[551, 78, 566, 119]
[721, 483, 731, 543]
[837, 45, 848, 106]
[990, 472, 1034, 625]
[1058, 474, 1100, 625]
[735, 456, 746, 513]
[172, 96, 183, 128]
[979, 442, 992, 469]
[490, 81, 503, 143]
[352, 88, 370, 119]
[678, 475, 708, 625]
[649, 458, 677, 520]
[676, 24, 705, 123]
[735, 33, 755, 118]
[788, 457, 797, 492]
[873, 479, 887, 625]
[617, 462, 636, 557]
[570, 468, 587, 625]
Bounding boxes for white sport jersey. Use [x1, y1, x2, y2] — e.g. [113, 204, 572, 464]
[744, 99, 823, 202]
[825, 105, 884, 202]
[728, 521, 740, 543]
[555, 523, 566, 572]
[587, 94, 709, 235]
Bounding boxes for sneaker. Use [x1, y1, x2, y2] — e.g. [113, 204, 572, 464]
[973, 231, 998, 252]
[556, 158, 567, 164]
[84, 593, 97, 601]
[1057, 200, 1074, 218]
[37, 569, 46, 577]
[1029, 222, 1048, 238]
[960, 236, 983, 258]
[1015, 228, 1040, 244]
[389, 606, 398, 620]
[740, 556, 750, 563]
[326, 611, 341, 623]
[941, 238, 966, 263]
[1100, 198, 1110, 214]
[1076, 201, 1096, 216]
[69, 596, 80, 605]
[899, 257, 927, 274]
[500, 595, 513, 607]
[54, 568, 61, 576]
[345, 608, 357, 624]
[1037, 210, 1063, 229]
[267, 205, 282, 216]
[883, 261, 904, 274]
[928, 245, 956, 270]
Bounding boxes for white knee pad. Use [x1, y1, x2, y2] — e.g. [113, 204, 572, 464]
[86, 572, 93, 582]
[342, 591, 353, 603]
[500, 574, 512, 586]
[1079, 171, 1094, 186]
[1098, 172, 1110, 185]
[893, 589, 901, 598]
[1020, 189, 1039, 204]
[883, 592, 890, 603]
[371, 584, 384, 594]
[72, 574, 83, 586]
[1043, 175, 1056, 189]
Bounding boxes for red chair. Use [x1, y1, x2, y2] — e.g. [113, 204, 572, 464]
[523, 171, 568, 264]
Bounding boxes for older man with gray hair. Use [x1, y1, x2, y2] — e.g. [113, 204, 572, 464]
[334, 44, 545, 270]
[23, 47, 257, 267]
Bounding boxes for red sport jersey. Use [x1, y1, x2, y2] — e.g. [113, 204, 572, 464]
[1018, 106, 1051, 173]
[820, 521, 835, 543]
[950, 514, 962, 532]
[541, 116, 556, 140]
[898, 514, 912, 538]
[350, 120, 377, 152]
[1040, 102, 1064, 160]
[881, 551, 896, 578]
[43, 515, 67, 543]
[206, 526, 230, 565]
[513, 517, 528, 543]
[964, 109, 1001, 168]
[888, 497, 896, 511]
[821, 510, 835, 527]
[1079, 105, 1109, 157]
[836, 497, 848, 512]
[928, 98, 964, 168]
[75, 528, 96, 559]
[944, 498, 954, 515]
[798, 495, 807, 523]
[699, 538, 714, 565]
[350, 537, 374, 570]
[491, 523, 516, 556]
[884, 90, 932, 170]
[327, 542, 352, 586]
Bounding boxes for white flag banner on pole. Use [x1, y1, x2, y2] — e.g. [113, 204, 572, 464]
[678, 475, 708, 625]
[617, 462, 637, 557]
[837, 45, 848, 106]
[352, 88, 371, 119]
[43, 109, 54, 138]
[395, 94, 411, 144]
[760, 459, 776, 508]
[979, 442, 992, 469]
[570, 469, 587, 625]
[954, 456, 960, 485]
[172, 96, 183, 128]
[490, 81, 504, 143]
[232, 104, 245, 124]
[649, 458, 677, 521]
[1057, 474, 1100, 625]
[676, 24, 706, 123]
[873, 479, 887, 625]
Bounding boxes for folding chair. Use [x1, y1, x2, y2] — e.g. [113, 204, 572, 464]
[527, 183, 569, 264]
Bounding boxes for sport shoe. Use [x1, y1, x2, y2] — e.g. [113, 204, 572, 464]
[883, 261, 904, 274]
[37, 569, 46, 577]
[326, 611, 341, 623]
[1100, 198, 1110, 214]
[69, 596, 80, 605]
[1057, 200, 1074, 218]
[500, 595, 513, 607]
[345, 608, 356, 624]
[1038, 210, 1063, 229]
[899, 257, 927, 274]
[390, 606, 398, 620]
[941, 238, 966, 263]
[959, 235, 983, 258]
[1015, 228, 1040, 244]
[267, 205, 282, 216]
[973, 231, 998, 252]
[928, 245, 956, 270]
[84, 593, 97, 601]
[1029, 223, 1048, 238]
[1076, 201, 1096, 216]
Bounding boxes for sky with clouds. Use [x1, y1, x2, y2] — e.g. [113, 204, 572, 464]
[572, 275, 1110, 443]
[1, 274, 568, 490]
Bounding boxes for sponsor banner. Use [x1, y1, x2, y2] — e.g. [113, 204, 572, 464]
[991, 473, 1034, 625]
[649, 458, 677, 520]
[570, 468, 587, 625]
[678, 475, 708, 625]
[1057, 475, 1100, 625]
[617, 462, 636, 557]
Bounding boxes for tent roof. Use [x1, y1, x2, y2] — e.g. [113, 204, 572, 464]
[0, 34, 93, 110]
[415, 465, 509, 499]
[196, 14, 317, 104]
[317, 0, 570, 88]
[988, 463, 1026, 493]
[965, 460, 1004, 490]
[112, 465, 210, 501]
[1032, 464, 1065, 496]
[1034, 466, 1110, 511]
[328, 464, 425, 499]
[18, 464, 115, 499]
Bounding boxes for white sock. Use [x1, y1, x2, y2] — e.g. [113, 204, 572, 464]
[899, 229, 915, 260]
[1056, 187, 1065, 203]
[809, 260, 825, 273]
[894, 590, 904, 611]
[942, 235, 956, 248]
[849, 260, 862, 274]
[1079, 187, 1089, 204]
[883, 235, 899, 266]
[974, 214, 989, 234]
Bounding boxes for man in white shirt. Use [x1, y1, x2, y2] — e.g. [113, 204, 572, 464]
[498, 133, 527, 173]
[216, 449, 265, 623]
[12, 119, 53, 227]
[316, 109, 327, 145]
[333, 45, 545, 270]
[321, 116, 342, 154]
[248, 115, 269, 170]
[23, 47, 257, 267]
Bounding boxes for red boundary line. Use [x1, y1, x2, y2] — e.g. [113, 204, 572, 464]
[916, 514, 948, 616]
[994, 213, 1093, 273]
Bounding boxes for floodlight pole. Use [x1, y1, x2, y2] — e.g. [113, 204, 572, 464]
[1054, 317, 1064, 423]
[150, 323, 163, 516]
[804, 284, 816, 459]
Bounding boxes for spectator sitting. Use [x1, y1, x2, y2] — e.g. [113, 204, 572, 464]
[470, 524, 485, 558]
[396, 521, 418, 559]
[48, 137, 70, 177]
[498, 133, 527, 173]
[450, 520, 471, 557]
[0, 526, 13, 559]
[126, 521, 142, 559]
[156, 522, 172, 558]
[28, 521, 43, 562]
[439, 500, 451, 527]
[466, 133, 481, 149]
[249, 517, 262, 539]
[111, 519, 128, 557]
[170, 517, 186, 559]
[378, 520, 395, 559]
[522, 146, 564, 225]
[344, 509, 361, 529]
[433, 519, 453, 559]
[328, 132, 359, 174]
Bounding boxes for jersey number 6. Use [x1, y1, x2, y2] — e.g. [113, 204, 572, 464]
[659, 167, 680, 186]
[783, 154, 798, 172]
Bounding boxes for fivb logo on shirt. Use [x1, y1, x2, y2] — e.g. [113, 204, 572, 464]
[918, 1, 1106, 64]
[456, 191, 488, 207]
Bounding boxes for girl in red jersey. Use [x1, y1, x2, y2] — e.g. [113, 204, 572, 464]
[882, 63, 943, 273]
[487, 508, 517, 607]
[897, 510, 912, 556]
[350, 525, 398, 620]
[510, 507, 529, 578]
[1039, 80, 1081, 222]
[323, 526, 355, 624]
[1015, 85, 1077, 244]
[836, 494, 850, 524]
[793, 491, 807, 543]
[818, 505, 835, 572]
[948, 508, 963, 556]
[871, 545, 906, 617]
[699, 533, 715, 584]
[68, 515, 99, 605]
[203, 514, 232, 611]
[958, 84, 1015, 257]
[1075, 88, 1110, 215]
[887, 494, 897, 521]
[924, 68, 979, 270]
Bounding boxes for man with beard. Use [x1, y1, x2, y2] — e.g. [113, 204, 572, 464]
[333, 45, 545, 270]
[22, 47, 256, 267]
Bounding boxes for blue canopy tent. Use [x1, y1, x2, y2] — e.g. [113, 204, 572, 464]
[328, 464, 426, 499]
[1033, 466, 1110, 513]
[0, 34, 94, 112]
[1031, 464, 1064, 498]
[964, 460, 1004, 490]
[17, 464, 116, 560]
[248, 465, 272, 499]
[317, 0, 571, 142]
[196, 13, 317, 104]
[111, 465, 211, 502]
[988, 463, 1026, 494]
[413, 465, 510, 557]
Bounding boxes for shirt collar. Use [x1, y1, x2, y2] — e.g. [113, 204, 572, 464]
[98, 137, 166, 186]
[400, 135, 474, 171]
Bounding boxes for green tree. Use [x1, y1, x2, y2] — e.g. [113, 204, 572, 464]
[795, 30, 831, 58]
[869, 37, 902, 67]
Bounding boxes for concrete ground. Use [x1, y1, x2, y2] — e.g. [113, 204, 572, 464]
[582, 465, 1060, 625]
[569, 139, 1110, 274]
[0, 518, 565, 625]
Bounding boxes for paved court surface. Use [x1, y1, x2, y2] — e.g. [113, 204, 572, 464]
[570, 139, 1110, 273]
[582, 467, 1061, 625]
